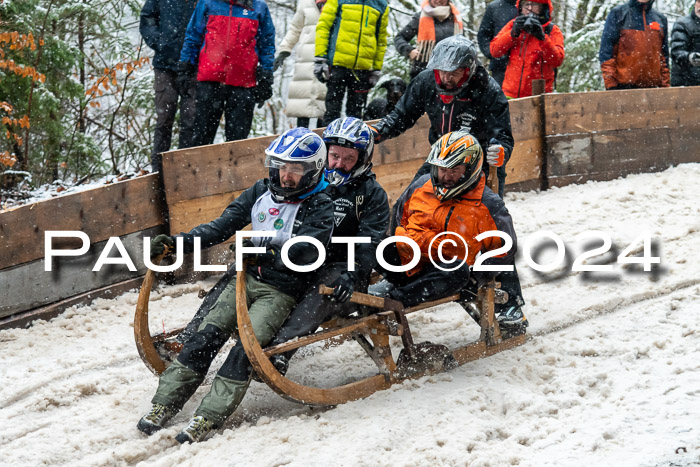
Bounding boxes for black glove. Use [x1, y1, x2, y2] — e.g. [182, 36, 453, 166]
[314, 57, 329, 83]
[523, 16, 545, 41]
[150, 234, 174, 258]
[328, 271, 356, 303]
[273, 51, 291, 71]
[243, 242, 281, 268]
[254, 68, 274, 107]
[511, 15, 528, 38]
[175, 61, 197, 92]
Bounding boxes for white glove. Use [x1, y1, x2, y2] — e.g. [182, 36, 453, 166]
[689, 52, 700, 67]
[486, 143, 505, 167]
[368, 70, 381, 87]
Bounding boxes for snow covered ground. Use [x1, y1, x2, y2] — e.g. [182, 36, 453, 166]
[1, 164, 699, 467]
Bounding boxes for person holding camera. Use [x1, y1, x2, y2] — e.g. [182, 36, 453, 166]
[489, 0, 564, 98]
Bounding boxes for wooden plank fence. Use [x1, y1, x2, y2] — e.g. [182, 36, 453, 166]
[1, 86, 699, 326]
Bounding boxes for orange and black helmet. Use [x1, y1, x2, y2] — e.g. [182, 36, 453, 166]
[426, 130, 483, 201]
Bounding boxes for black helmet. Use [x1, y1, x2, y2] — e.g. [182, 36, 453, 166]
[427, 36, 480, 96]
[427, 130, 483, 201]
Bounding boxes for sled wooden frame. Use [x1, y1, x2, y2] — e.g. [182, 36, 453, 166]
[134, 263, 527, 406]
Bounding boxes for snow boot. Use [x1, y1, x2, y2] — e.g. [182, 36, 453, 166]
[175, 416, 215, 443]
[270, 354, 289, 376]
[497, 306, 529, 336]
[137, 403, 178, 435]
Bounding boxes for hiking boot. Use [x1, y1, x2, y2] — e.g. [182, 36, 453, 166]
[175, 416, 215, 444]
[497, 306, 529, 330]
[137, 403, 178, 435]
[270, 354, 289, 376]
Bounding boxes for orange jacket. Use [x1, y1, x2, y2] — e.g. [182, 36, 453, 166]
[489, 0, 564, 98]
[394, 173, 517, 276]
[598, 0, 670, 89]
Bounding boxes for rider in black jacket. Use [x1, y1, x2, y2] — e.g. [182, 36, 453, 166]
[266, 117, 390, 373]
[372, 36, 514, 198]
[137, 128, 335, 443]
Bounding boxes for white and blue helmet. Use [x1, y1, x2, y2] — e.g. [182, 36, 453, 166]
[322, 117, 375, 187]
[264, 127, 326, 202]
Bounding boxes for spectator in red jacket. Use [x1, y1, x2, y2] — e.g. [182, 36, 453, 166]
[489, 0, 564, 98]
[179, 0, 276, 146]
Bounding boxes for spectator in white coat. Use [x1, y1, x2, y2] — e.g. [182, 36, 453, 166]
[274, 0, 328, 128]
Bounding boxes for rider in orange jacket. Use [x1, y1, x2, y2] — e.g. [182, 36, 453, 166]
[377, 131, 527, 332]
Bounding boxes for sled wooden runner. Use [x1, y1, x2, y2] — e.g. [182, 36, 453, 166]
[133, 253, 167, 375]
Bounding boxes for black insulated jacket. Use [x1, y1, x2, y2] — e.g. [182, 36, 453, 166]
[178, 179, 334, 299]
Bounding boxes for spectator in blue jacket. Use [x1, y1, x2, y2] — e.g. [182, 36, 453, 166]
[179, 0, 275, 145]
[140, 0, 198, 172]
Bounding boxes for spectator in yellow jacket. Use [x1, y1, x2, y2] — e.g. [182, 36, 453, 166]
[314, 0, 389, 122]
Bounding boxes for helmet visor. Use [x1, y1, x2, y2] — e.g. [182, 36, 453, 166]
[265, 155, 319, 177]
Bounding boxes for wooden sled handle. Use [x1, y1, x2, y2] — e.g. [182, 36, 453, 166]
[237, 265, 391, 406]
[318, 284, 387, 309]
[134, 253, 167, 375]
[487, 166, 499, 195]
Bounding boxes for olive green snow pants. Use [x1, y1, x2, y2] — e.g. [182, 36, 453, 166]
[152, 274, 296, 426]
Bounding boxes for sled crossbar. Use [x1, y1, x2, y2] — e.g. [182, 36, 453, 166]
[262, 292, 460, 357]
[135, 264, 528, 407]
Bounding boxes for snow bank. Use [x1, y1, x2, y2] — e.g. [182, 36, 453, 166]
[1, 164, 699, 466]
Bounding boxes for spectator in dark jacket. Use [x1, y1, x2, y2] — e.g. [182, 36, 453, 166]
[671, 0, 700, 87]
[140, 0, 198, 172]
[394, 0, 463, 80]
[477, 0, 518, 86]
[179, 0, 275, 146]
[599, 0, 670, 90]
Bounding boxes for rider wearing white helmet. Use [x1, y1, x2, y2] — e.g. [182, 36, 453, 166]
[138, 127, 334, 443]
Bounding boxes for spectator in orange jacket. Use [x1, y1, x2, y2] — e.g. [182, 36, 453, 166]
[599, 0, 670, 90]
[373, 131, 527, 333]
[489, 0, 564, 98]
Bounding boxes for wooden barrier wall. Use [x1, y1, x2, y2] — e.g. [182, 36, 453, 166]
[0, 175, 166, 321]
[1, 86, 699, 324]
[544, 87, 700, 187]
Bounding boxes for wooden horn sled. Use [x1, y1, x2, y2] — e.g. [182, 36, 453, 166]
[134, 264, 528, 406]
